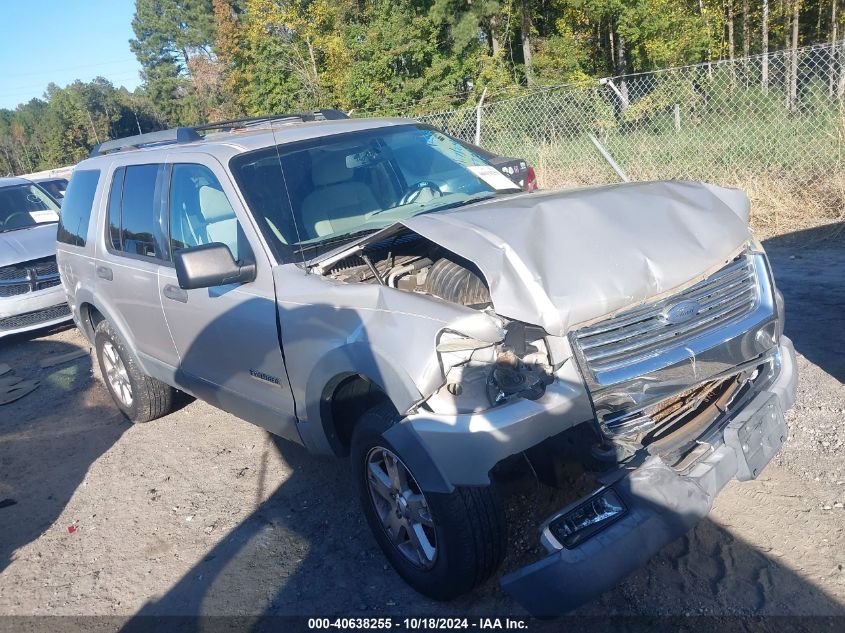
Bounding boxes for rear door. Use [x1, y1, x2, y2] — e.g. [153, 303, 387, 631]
[97, 162, 179, 373]
[157, 154, 298, 440]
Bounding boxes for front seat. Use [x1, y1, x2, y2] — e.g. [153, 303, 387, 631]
[300, 151, 381, 239]
[198, 185, 240, 259]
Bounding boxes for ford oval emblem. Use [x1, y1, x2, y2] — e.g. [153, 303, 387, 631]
[662, 300, 701, 324]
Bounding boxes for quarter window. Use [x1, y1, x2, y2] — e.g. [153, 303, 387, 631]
[168, 163, 243, 261]
[56, 170, 99, 246]
[107, 168, 124, 251]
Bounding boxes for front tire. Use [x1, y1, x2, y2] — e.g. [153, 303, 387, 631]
[351, 403, 507, 600]
[94, 319, 174, 423]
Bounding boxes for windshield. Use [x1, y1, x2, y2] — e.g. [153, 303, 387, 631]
[230, 124, 521, 257]
[0, 183, 60, 233]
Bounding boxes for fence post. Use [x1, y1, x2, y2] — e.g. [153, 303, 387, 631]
[475, 87, 488, 146]
[673, 103, 681, 131]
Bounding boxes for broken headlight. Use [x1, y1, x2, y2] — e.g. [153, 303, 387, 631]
[427, 322, 554, 414]
[486, 350, 553, 405]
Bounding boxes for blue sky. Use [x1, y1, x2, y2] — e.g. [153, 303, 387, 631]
[0, 0, 142, 109]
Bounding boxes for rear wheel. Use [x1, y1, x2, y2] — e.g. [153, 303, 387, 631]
[351, 403, 506, 600]
[94, 319, 174, 423]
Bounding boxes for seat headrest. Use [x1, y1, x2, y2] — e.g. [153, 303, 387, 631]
[198, 185, 234, 222]
[311, 151, 353, 187]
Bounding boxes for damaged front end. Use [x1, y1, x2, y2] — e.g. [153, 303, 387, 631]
[501, 245, 798, 616]
[313, 226, 561, 418]
[299, 181, 797, 616]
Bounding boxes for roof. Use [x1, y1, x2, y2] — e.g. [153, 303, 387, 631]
[0, 176, 34, 188]
[76, 117, 416, 170]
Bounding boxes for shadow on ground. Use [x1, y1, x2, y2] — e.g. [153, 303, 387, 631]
[0, 330, 128, 573]
[114, 224, 845, 628]
[763, 221, 845, 382]
[119, 431, 844, 629]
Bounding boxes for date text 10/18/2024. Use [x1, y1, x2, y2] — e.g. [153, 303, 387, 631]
[308, 618, 529, 630]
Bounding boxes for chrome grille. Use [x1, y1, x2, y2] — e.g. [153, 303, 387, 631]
[0, 256, 61, 297]
[573, 254, 760, 379]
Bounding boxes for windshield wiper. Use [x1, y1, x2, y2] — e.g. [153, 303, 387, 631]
[410, 191, 501, 217]
[293, 227, 381, 257]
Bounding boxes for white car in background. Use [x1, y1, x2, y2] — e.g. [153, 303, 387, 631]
[33, 177, 70, 202]
[0, 177, 71, 339]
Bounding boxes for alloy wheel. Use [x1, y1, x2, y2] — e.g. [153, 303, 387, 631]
[365, 446, 437, 569]
[102, 341, 133, 407]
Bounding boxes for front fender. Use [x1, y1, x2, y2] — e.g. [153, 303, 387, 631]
[298, 342, 424, 455]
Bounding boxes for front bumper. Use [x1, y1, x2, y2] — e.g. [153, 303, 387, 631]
[501, 337, 797, 616]
[0, 284, 71, 338]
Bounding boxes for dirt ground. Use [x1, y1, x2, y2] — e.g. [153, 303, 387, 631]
[0, 224, 843, 625]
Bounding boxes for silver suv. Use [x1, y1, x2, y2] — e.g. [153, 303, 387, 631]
[57, 111, 797, 615]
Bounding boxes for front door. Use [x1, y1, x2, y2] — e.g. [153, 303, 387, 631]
[157, 156, 298, 441]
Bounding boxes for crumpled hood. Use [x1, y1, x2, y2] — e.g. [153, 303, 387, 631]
[401, 180, 751, 336]
[0, 223, 58, 267]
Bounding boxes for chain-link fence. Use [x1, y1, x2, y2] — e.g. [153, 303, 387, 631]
[414, 42, 845, 231]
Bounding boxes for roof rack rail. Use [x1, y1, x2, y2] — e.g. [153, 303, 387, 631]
[89, 127, 201, 157]
[193, 108, 349, 132]
[89, 108, 350, 158]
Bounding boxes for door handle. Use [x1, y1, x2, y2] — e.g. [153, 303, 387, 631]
[163, 284, 188, 303]
[96, 266, 113, 281]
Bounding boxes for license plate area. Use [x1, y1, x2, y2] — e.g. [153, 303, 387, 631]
[723, 393, 787, 481]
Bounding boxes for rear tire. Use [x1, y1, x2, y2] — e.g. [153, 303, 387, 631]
[94, 319, 174, 423]
[351, 402, 506, 600]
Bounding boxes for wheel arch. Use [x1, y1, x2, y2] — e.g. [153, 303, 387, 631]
[74, 290, 147, 374]
[299, 342, 423, 456]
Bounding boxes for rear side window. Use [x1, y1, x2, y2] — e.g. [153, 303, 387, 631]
[106, 164, 163, 259]
[57, 170, 100, 247]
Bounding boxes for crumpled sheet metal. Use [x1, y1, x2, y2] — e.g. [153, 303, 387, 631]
[403, 180, 751, 337]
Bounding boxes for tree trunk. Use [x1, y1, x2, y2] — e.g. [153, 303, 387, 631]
[789, 0, 800, 113]
[762, 0, 770, 88]
[489, 16, 502, 56]
[700, 0, 713, 76]
[742, 0, 749, 58]
[609, 20, 616, 72]
[830, 0, 838, 94]
[617, 32, 630, 109]
[782, 0, 790, 50]
[520, 0, 534, 85]
[0, 145, 13, 176]
[727, 0, 736, 60]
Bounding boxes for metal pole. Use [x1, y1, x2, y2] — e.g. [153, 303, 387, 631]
[587, 132, 629, 182]
[475, 87, 488, 146]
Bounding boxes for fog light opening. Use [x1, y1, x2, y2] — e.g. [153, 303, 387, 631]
[548, 489, 627, 549]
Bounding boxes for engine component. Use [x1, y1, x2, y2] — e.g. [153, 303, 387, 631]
[422, 258, 491, 307]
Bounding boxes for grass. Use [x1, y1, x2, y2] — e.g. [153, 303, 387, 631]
[467, 96, 845, 238]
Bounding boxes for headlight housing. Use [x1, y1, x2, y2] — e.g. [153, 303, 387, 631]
[426, 321, 554, 415]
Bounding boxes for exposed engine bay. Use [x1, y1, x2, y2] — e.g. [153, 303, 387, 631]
[320, 231, 556, 414]
[322, 231, 492, 307]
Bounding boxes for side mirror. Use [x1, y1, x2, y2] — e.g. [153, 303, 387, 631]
[174, 243, 256, 290]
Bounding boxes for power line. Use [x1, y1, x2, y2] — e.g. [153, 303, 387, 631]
[0, 73, 143, 101]
[0, 58, 141, 80]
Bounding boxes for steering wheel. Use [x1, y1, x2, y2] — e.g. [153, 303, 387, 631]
[399, 181, 442, 205]
[0, 212, 32, 231]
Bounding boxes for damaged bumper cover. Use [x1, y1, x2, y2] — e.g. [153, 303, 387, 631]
[387, 359, 593, 489]
[500, 337, 797, 617]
